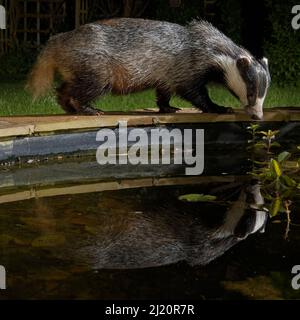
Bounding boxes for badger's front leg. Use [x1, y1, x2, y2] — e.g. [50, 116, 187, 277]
[178, 86, 233, 114]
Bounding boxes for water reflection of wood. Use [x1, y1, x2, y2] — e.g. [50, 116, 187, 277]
[0, 175, 241, 205]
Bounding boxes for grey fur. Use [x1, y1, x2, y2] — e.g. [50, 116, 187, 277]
[27, 18, 270, 118]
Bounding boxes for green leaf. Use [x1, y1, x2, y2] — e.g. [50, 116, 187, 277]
[249, 172, 262, 178]
[270, 142, 281, 148]
[247, 124, 260, 131]
[253, 160, 268, 165]
[262, 193, 274, 201]
[259, 131, 268, 136]
[270, 197, 281, 217]
[280, 175, 296, 187]
[278, 151, 291, 163]
[178, 194, 217, 202]
[281, 188, 294, 199]
[271, 159, 282, 177]
[254, 142, 266, 149]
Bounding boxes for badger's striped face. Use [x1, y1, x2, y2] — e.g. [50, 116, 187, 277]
[236, 56, 270, 120]
[233, 183, 268, 239]
[220, 55, 270, 120]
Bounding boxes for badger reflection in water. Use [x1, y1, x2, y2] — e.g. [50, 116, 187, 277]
[75, 182, 268, 269]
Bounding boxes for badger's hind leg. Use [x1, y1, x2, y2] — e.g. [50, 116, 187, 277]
[56, 78, 106, 115]
[156, 88, 180, 113]
[56, 83, 77, 114]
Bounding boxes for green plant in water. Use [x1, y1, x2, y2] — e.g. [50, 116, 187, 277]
[248, 125, 300, 238]
[247, 124, 281, 154]
[178, 194, 217, 202]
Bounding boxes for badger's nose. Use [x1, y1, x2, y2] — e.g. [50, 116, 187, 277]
[251, 114, 263, 121]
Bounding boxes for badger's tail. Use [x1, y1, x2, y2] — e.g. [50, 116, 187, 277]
[26, 48, 56, 99]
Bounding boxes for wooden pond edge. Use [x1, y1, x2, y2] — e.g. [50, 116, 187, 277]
[0, 108, 299, 139]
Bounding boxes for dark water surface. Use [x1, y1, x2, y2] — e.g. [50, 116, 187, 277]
[0, 178, 299, 300]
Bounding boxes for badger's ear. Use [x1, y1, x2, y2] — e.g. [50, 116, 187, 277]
[260, 57, 269, 70]
[237, 56, 251, 71]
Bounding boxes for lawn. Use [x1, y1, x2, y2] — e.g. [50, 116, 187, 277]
[0, 80, 299, 116]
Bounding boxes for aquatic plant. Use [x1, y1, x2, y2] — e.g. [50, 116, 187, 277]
[247, 125, 300, 238]
[247, 123, 281, 154]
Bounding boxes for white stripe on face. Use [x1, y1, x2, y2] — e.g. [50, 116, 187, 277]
[245, 97, 265, 120]
[215, 55, 248, 106]
[250, 211, 267, 234]
[245, 95, 266, 120]
[248, 65, 270, 120]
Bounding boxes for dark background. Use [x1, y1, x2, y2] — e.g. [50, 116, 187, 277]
[0, 0, 300, 86]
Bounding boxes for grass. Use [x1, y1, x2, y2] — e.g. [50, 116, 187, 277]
[0, 80, 299, 116]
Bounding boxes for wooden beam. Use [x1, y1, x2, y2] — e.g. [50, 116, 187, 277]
[0, 108, 299, 139]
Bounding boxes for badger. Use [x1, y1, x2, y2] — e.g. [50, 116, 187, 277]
[56, 181, 267, 269]
[27, 18, 270, 120]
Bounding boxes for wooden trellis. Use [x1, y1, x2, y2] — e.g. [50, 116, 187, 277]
[75, 0, 89, 28]
[204, 0, 216, 18]
[0, 0, 10, 52]
[0, 0, 66, 53]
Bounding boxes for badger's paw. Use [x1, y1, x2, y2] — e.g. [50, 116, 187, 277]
[213, 106, 234, 114]
[81, 106, 104, 116]
[159, 106, 181, 113]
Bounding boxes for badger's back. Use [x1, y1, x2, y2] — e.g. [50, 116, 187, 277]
[31, 19, 192, 95]
[27, 18, 239, 97]
[97, 19, 191, 83]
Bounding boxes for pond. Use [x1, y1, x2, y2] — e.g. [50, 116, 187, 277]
[0, 120, 299, 300]
[0, 175, 299, 299]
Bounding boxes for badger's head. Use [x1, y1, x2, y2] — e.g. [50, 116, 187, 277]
[233, 183, 268, 239]
[216, 182, 268, 240]
[220, 55, 271, 120]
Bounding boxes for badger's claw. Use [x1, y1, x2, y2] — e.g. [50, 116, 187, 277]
[95, 110, 104, 116]
[159, 106, 181, 113]
[80, 106, 104, 116]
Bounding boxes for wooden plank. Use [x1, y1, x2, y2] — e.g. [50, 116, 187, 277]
[0, 108, 299, 139]
[0, 120, 34, 137]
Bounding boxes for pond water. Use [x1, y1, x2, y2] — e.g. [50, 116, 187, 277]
[0, 121, 299, 299]
[0, 176, 299, 299]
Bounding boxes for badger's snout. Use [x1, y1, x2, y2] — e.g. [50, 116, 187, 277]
[245, 105, 264, 121]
